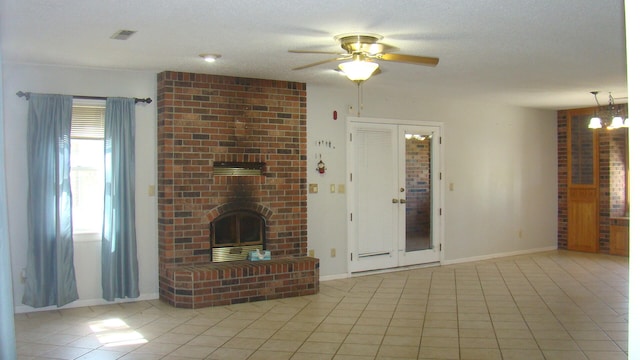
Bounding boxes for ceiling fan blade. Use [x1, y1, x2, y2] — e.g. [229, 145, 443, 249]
[292, 57, 346, 70]
[289, 49, 345, 55]
[379, 53, 439, 66]
[375, 42, 399, 53]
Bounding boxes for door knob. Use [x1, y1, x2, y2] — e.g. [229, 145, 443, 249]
[400, 187, 405, 192]
[392, 199, 399, 203]
[400, 199, 406, 204]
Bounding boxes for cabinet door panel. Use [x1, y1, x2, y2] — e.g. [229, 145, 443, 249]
[609, 225, 629, 256]
[567, 188, 598, 252]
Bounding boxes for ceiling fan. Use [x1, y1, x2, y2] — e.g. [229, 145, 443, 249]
[289, 33, 439, 81]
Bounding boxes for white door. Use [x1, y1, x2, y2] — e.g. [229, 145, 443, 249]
[349, 120, 441, 273]
[349, 123, 399, 272]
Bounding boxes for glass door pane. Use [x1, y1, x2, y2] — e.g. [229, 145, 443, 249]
[404, 132, 432, 252]
[570, 114, 596, 185]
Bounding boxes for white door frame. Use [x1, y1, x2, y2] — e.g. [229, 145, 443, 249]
[347, 116, 445, 275]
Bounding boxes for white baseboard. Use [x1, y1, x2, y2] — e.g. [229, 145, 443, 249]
[319, 273, 350, 282]
[440, 246, 558, 266]
[350, 262, 441, 277]
[14, 292, 159, 314]
[319, 246, 558, 281]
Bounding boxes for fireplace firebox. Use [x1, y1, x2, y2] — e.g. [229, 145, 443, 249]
[210, 210, 266, 262]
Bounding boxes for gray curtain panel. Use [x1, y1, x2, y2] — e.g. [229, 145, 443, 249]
[0, 53, 17, 358]
[23, 93, 79, 308]
[102, 97, 139, 301]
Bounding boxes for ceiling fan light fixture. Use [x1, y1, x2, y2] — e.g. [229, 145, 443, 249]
[338, 60, 379, 82]
[199, 53, 221, 63]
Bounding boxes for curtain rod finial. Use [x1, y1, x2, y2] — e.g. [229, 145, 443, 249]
[135, 97, 152, 104]
[16, 91, 31, 100]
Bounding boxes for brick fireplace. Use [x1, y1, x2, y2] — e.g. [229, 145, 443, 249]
[157, 71, 318, 308]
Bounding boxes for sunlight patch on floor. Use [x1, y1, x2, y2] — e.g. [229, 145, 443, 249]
[88, 318, 148, 347]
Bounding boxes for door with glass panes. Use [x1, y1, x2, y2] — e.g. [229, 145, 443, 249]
[348, 119, 441, 273]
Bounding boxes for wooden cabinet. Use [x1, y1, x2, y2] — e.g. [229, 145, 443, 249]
[610, 224, 629, 256]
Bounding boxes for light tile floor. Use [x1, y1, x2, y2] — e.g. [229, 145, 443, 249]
[14, 250, 628, 359]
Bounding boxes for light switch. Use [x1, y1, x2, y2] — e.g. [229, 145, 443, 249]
[338, 184, 345, 193]
[449, 183, 454, 191]
[148, 185, 155, 196]
[309, 184, 318, 193]
[330, 184, 336, 193]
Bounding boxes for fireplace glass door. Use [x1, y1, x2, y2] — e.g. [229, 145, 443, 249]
[210, 211, 265, 262]
[213, 213, 263, 246]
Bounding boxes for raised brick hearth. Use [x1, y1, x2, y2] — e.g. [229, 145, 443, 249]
[157, 71, 317, 308]
[163, 257, 319, 308]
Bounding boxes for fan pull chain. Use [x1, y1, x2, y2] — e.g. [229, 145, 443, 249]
[357, 81, 362, 117]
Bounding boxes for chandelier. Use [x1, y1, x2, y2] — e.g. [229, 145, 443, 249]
[587, 91, 628, 129]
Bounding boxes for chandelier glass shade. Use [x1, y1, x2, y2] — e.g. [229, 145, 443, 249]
[588, 91, 628, 129]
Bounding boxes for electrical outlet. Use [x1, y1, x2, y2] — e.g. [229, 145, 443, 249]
[309, 249, 315, 257]
[330, 248, 336, 257]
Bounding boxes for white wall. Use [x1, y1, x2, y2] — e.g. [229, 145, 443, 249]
[3, 63, 558, 309]
[2, 63, 158, 311]
[625, 0, 638, 356]
[306, 84, 558, 277]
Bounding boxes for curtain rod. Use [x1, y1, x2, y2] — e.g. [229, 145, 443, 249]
[15, 91, 152, 104]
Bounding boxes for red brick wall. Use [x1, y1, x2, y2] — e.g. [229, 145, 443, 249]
[157, 71, 307, 270]
[598, 129, 611, 252]
[609, 129, 629, 217]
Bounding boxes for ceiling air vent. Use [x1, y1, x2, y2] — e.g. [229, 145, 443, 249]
[110, 29, 137, 40]
[213, 162, 265, 176]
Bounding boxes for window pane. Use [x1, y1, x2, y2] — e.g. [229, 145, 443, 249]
[570, 114, 595, 185]
[70, 139, 104, 234]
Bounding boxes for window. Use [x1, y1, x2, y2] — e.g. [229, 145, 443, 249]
[70, 101, 105, 241]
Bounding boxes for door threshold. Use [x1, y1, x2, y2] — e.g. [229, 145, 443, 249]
[350, 261, 440, 277]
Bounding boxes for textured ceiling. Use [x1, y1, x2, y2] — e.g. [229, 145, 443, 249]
[0, 0, 628, 110]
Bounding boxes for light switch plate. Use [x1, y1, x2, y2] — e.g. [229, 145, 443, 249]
[309, 183, 318, 193]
